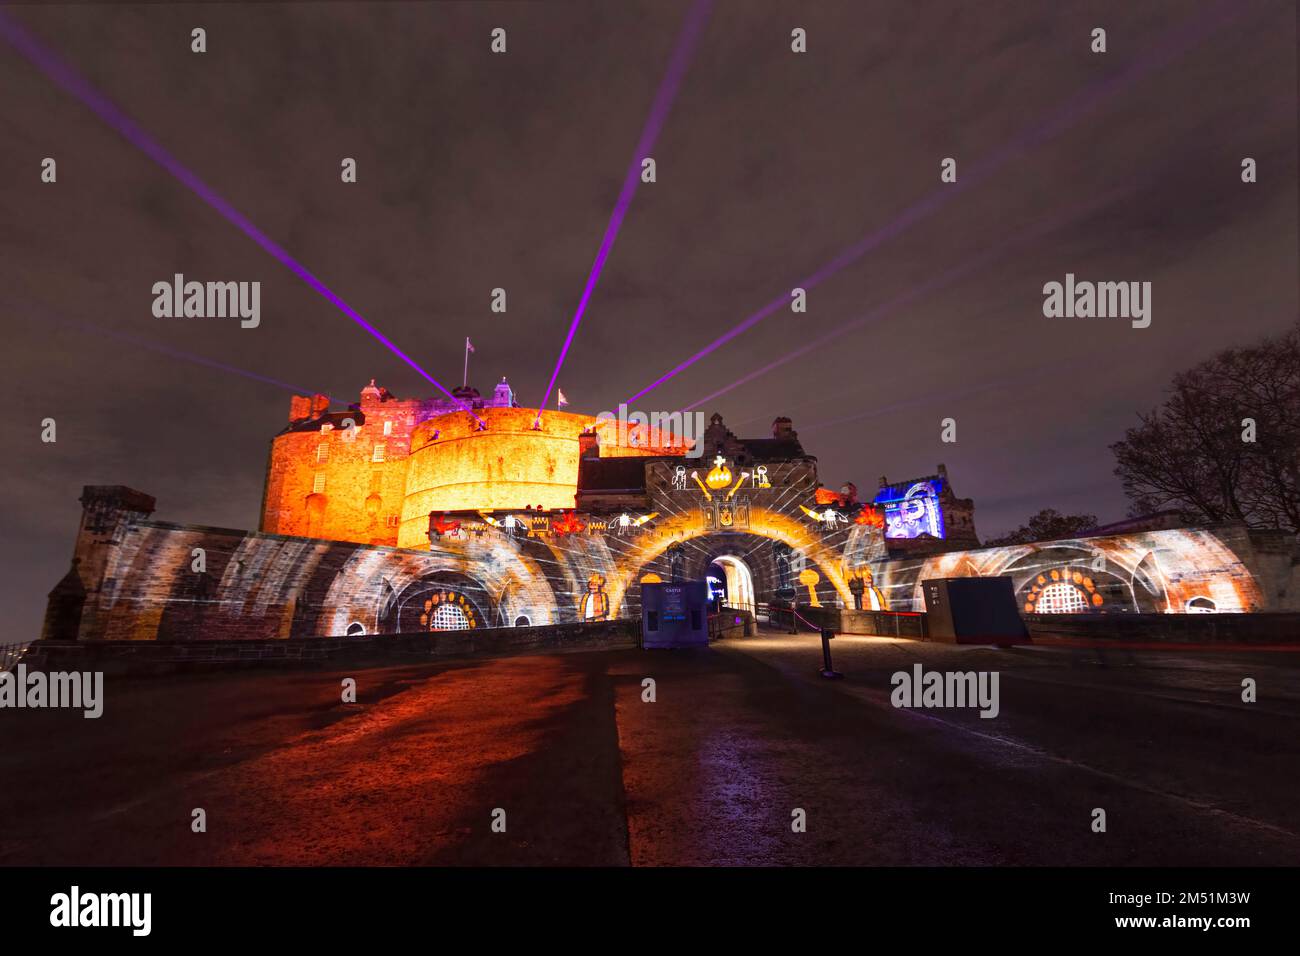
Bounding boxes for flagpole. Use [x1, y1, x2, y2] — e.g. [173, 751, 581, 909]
[463, 337, 469, 387]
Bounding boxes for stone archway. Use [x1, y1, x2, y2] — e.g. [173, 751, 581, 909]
[619, 526, 850, 618]
[708, 554, 756, 611]
[393, 571, 492, 632]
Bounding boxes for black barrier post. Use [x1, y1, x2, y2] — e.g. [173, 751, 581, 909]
[819, 626, 842, 679]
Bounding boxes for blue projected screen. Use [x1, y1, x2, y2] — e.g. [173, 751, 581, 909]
[874, 479, 946, 540]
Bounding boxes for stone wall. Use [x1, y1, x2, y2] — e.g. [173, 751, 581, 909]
[1026, 612, 1300, 644]
[42, 484, 1295, 646]
[30, 617, 642, 675]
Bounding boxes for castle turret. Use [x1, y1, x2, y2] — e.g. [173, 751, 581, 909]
[492, 377, 516, 408]
[43, 487, 157, 641]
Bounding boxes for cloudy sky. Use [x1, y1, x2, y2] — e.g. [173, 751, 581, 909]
[1, 0, 1295, 638]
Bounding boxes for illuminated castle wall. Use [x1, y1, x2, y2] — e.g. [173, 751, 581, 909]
[260, 379, 684, 547]
[400, 406, 606, 547]
[871, 526, 1292, 616]
[42, 395, 1299, 643]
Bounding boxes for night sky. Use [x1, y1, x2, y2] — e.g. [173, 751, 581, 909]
[2, 1, 1296, 639]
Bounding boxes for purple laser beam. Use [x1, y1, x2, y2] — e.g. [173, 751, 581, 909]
[0, 10, 481, 423]
[680, 185, 1129, 413]
[797, 360, 1069, 434]
[24, 306, 338, 400]
[627, 0, 1248, 406]
[534, 0, 714, 421]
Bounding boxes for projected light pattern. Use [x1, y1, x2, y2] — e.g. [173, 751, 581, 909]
[867, 527, 1271, 615]
[535, 0, 714, 419]
[875, 480, 946, 541]
[51, 481, 1277, 646]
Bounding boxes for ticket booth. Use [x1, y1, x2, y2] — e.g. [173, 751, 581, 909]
[641, 581, 710, 648]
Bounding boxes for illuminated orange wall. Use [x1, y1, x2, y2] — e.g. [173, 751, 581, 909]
[260, 396, 419, 546]
[397, 408, 598, 548]
[263, 389, 690, 549]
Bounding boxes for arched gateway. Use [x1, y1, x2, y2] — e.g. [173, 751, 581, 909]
[44, 408, 1280, 644]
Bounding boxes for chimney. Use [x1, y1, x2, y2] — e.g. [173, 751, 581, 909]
[579, 429, 599, 459]
[772, 417, 795, 440]
[309, 394, 330, 419]
[289, 395, 312, 423]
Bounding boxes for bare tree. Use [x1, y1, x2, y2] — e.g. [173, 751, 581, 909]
[1111, 321, 1299, 533]
[984, 509, 1098, 547]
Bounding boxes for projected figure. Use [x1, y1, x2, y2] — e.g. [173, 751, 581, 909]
[848, 572, 864, 610]
[774, 542, 796, 602]
[848, 567, 887, 611]
[578, 573, 609, 621]
[672, 465, 689, 491]
[798, 568, 821, 607]
[666, 542, 685, 582]
[877, 480, 945, 539]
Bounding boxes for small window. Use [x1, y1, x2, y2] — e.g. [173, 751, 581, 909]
[514, 615, 531, 627]
[316, 443, 329, 463]
[372, 443, 386, 463]
[385, 515, 400, 528]
[312, 474, 326, 494]
[383, 420, 393, 436]
[345, 622, 366, 637]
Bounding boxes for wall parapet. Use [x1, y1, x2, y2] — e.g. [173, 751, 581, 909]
[30, 617, 641, 674]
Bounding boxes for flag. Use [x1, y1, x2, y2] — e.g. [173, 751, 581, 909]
[557, 388, 569, 408]
[465, 337, 475, 353]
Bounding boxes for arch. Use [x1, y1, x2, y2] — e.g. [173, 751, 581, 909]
[345, 621, 367, 637]
[710, 554, 756, 611]
[393, 570, 492, 633]
[318, 537, 564, 637]
[1018, 563, 1126, 613]
[621, 526, 847, 618]
[612, 506, 852, 611]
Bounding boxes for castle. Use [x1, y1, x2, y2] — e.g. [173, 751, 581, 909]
[260, 377, 684, 548]
[260, 379, 979, 557]
[39, 379, 1296, 643]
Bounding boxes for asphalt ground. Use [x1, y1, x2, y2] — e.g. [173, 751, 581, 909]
[2, 632, 1297, 866]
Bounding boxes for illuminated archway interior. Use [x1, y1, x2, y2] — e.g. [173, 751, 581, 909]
[710, 554, 756, 611]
